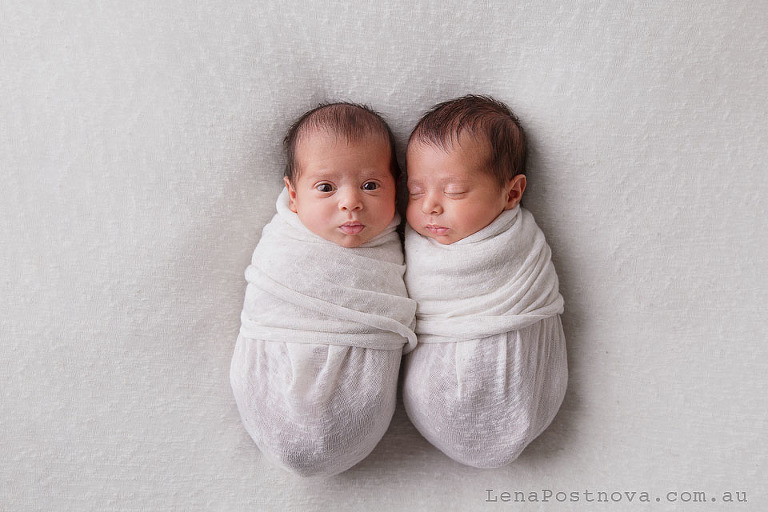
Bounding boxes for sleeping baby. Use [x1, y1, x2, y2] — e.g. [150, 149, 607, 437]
[230, 102, 416, 477]
[402, 95, 567, 467]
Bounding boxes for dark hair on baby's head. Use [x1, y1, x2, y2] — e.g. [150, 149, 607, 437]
[408, 95, 527, 185]
[283, 102, 401, 183]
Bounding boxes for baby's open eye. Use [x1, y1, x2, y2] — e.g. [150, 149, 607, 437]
[316, 183, 334, 193]
[362, 181, 379, 191]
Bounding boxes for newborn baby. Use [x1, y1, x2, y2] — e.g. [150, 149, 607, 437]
[402, 95, 567, 467]
[230, 103, 416, 477]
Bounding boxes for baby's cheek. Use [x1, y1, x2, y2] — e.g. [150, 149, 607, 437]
[385, 199, 397, 220]
[405, 204, 418, 226]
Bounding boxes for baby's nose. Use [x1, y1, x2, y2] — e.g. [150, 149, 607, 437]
[338, 189, 363, 211]
[422, 194, 442, 215]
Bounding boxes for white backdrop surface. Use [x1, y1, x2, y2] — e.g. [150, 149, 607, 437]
[1, 1, 766, 511]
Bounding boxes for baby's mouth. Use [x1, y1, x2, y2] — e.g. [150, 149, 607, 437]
[425, 224, 449, 235]
[339, 222, 365, 235]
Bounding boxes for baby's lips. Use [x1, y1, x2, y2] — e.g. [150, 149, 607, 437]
[339, 222, 365, 235]
[426, 224, 449, 235]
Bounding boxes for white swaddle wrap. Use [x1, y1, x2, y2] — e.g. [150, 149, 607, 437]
[402, 206, 567, 467]
[231, 189, 416, 477]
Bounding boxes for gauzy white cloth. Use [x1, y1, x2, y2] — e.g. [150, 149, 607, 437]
[402, 206, 568, 468]
[230, 188, 416, 477]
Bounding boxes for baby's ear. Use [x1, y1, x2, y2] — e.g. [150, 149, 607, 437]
[504, 174, 527, 210]
[283, 177, 299, 213]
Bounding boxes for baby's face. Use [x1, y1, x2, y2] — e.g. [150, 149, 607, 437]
[285, 131, 396, 248]
[406, 135, 519, 244]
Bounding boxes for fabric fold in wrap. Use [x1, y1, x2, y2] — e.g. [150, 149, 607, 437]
[404, 206, 564, 343]
[231, 188, 416, 477]
[403, 206, 567, 468]
[239, 188, 417, 352]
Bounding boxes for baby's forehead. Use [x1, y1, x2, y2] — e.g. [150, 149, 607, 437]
[297, 127, 389, 152]
[406, 134, 494, 180]
[407, 131, 491, 164]
[407, 130, 490, 155]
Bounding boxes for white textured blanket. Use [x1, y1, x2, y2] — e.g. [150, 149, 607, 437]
[239, 188, 417, 351]
[402, 206, 567, 467]
[404, 206, 564, 342]
[231, 188, 416, 477]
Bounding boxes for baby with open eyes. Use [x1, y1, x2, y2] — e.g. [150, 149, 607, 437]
[230, 103, 416, 477]
[402, 95, 567, 467]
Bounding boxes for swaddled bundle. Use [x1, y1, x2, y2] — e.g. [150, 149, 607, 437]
[231, 189, 417, 477]
[402, 205, 567, 468]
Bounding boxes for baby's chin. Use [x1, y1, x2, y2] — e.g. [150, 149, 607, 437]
[414, 228, 462, 245]
[335, 237, 367, 248]
[329, 227, 391, 248]
[430, 235, 455, 245]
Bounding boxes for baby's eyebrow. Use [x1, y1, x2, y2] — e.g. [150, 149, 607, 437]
[443, 177, 473, 186]
[408, 177, 471, 187]
[362, 167, 394, 179]
[305, 170, 339, 182]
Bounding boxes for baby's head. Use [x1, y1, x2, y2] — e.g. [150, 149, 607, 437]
[406, 95, 527, 244]
[283, 102, 401, 248]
